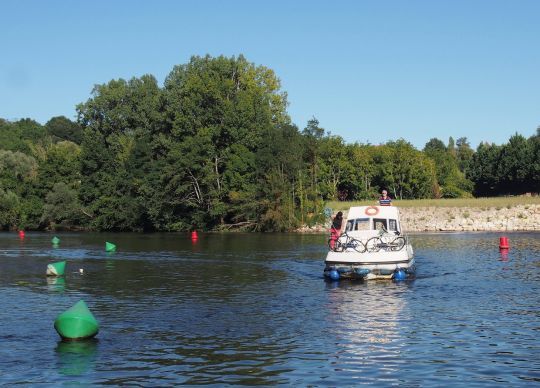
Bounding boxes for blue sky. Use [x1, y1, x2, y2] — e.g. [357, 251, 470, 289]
[1, 0, 539, 148]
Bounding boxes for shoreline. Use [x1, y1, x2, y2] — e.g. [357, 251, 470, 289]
[297, 204, 540, 233]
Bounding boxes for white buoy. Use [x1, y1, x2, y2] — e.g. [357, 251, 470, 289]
[79, 268, 84, 274]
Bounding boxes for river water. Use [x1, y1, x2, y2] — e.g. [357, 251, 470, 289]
[0, 232, 538, 386]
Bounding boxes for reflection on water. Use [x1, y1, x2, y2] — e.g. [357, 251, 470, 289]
[46, 276, 65, 292]
[324, 281, 412, 384]
[0, 231, 538, 385]
[327, 281, 408, 344]
[56, 339, 99, 376]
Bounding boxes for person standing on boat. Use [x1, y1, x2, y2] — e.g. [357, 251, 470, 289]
[330, 211, 343, 249]
[379, 189, 392, 206]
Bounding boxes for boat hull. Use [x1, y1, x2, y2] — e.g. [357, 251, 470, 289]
[324, 247, 415, 280]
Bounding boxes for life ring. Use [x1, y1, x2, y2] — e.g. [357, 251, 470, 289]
[365, 206, 379, 216]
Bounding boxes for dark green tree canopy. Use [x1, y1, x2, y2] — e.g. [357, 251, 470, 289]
[0, 55, 537, 231]
[45, 116, 83, 144]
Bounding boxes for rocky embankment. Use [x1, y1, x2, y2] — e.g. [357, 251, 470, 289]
[399, 204, 540, 231]
[297, 204, 540, 233]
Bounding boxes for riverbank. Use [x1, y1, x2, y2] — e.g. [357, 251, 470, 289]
[297, 203, 540, 233]
[399, 204, 540, 231]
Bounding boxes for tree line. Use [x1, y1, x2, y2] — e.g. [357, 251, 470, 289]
[1, 55, 538, 231]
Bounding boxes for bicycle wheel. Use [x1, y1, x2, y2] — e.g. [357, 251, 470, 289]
[352, 239, 367, 253]
[336, 239, 348, 252]
[391, 236, 406, 251]
[365, 237, 381, 252]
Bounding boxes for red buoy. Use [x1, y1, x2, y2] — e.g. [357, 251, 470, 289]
[18, 230, 25, 238]
[499, 236, 509, 250]
[191, 231, 198, 240]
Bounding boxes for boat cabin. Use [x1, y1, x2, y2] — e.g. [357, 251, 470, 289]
[344, 206, 402, 236]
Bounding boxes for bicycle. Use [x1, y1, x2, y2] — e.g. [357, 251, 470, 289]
[365, 230, 406, 252]
[328, 231, 366, 253]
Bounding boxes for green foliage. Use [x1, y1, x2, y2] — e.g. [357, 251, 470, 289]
[0, 189, 20, 229]
[0, 118, 48, 153]
[373, 139, 436, 200]
[456, 137, 474, 174]
[0, 150, 38, 185]
[41, 182, 84, 229]
[468, 133, 537, 196]
[497, 134, 533, 193]
[531, 129, 540, 193]
[1, 54, 537, 231]
[45, 116, 83, 144]
[423, 137, 473, 198]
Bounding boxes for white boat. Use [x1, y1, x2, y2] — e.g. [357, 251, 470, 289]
[324, 206, 415, 280]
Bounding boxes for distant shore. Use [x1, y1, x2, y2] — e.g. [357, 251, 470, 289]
[297, 203, 540, 233]
[399, 204, 540, 232]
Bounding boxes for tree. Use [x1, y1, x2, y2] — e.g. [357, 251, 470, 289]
[448, 136, 456, 157]
[423, 137, 472, 197]
[41, 182, 83, 229]
[0, 118, 48, 153]
[77, 74, 164, 230]
[423, 138, 446, 154]
[373, 140, 436, 200]
[340, 143, 376, 200]
[0, 189, 20, 230]
[497, 133, 533, 194]
[468, 142, 502, 196]
[530, 129, 540, 193]
[159, 55, 290, 230]
[456, 137, 474, 174]
[318, 135, 349, 200]
[45, 116, 83, 144]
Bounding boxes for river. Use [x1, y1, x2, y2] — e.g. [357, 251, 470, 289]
[0, 232, 538, 385]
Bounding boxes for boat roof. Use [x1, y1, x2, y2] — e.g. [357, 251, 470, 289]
[346, 206, 401, 220]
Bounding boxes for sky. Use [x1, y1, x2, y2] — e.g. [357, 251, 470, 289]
[1, 0, 539, 149]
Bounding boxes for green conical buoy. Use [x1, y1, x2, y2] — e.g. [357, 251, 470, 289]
[105, 242, 116, 252]
[52, 236, 60, 245]
[54, 300, 99, 340]
[47, 261, 66, 276]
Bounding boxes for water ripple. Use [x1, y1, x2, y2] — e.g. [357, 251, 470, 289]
[0, 231, 538, 385]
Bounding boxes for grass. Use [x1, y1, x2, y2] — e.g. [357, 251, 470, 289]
[326, 196, 540, 211]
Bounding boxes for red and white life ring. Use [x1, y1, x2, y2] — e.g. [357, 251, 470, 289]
[365, 206, 379, 216]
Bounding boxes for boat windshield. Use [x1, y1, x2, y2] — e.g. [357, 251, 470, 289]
[346, 218, 370, 231]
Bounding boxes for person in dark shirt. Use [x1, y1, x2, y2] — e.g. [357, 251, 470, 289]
[329, 211, 343, 249]
[379, 189, 392, 206]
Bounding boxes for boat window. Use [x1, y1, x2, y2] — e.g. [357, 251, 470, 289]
[388, 219, 398, 231]
[346, 218, 370, 231]
[373, 218, 387, 231]
[353, 218, 370, 231]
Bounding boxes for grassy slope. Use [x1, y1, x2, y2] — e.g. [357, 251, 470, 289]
[326, 196, 540, 211]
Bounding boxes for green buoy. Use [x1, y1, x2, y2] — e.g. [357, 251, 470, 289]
[105, 241, 116, 252]
[47, 261, 66, 277]
[52, 236, 60, 245]
[54, 300, 99, 340]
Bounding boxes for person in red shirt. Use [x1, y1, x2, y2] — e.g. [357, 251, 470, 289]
[378, 189, 392, 206]
[329, 211, 343, 249]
